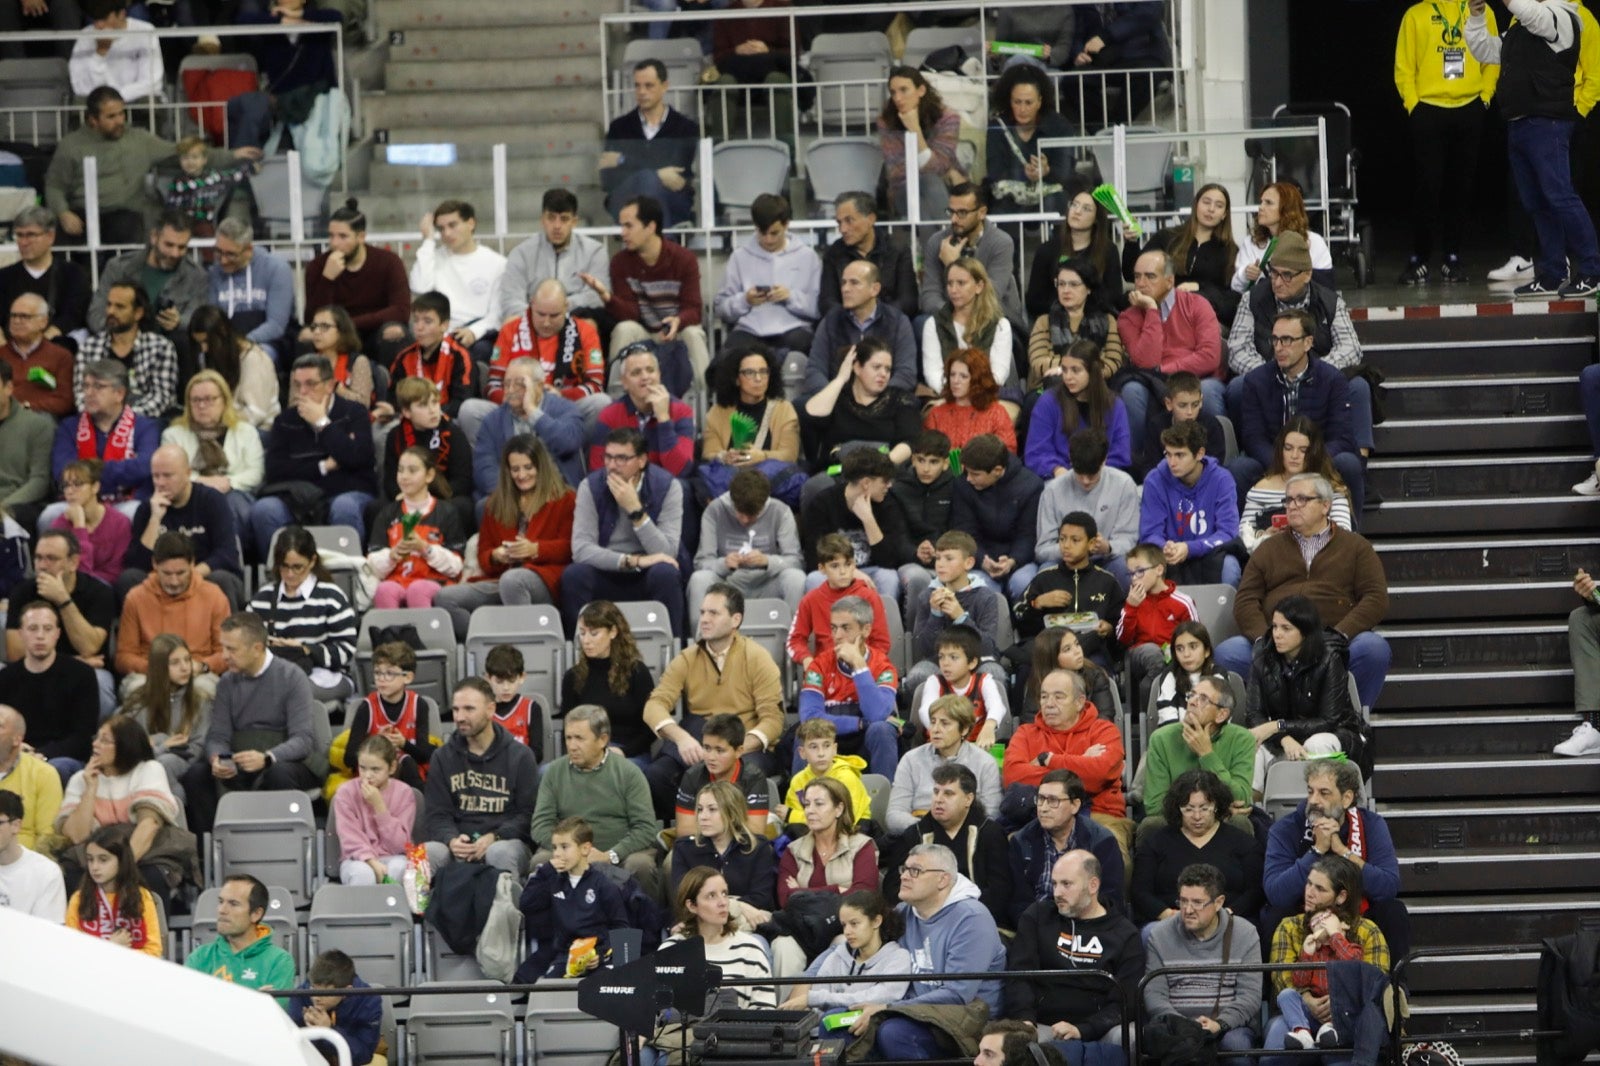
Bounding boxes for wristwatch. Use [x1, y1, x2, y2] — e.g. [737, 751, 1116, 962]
[627, 507, 647, 522]
[608, 850, 620, 865]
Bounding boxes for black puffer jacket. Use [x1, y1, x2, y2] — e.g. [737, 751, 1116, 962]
[1243, 634, 1365, 762]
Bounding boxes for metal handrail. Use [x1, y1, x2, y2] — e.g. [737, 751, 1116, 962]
[1389, 944, 1560, 1053]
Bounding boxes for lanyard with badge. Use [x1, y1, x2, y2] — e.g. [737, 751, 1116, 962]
[1434, 1, 1466, 78]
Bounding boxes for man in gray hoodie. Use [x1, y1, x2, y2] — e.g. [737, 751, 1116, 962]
[1034, 430, 1140, 588]
[851, 843, 1007, 1060]
[688, 468, 805, 621]
[1143, 862, 1262, 1053]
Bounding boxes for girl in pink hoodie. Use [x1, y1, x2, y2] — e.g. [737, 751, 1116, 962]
[333, 735, 418, 885]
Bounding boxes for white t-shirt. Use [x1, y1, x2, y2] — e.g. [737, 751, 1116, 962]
[0, 848, 68, 922]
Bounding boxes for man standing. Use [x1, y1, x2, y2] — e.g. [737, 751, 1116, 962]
[0, 602, 101, 784]
[0, 357, 56, 535]
[76, 282, 180, 419]
[850, 843, 1006, 1061]
[820, 191, 917, 317]
[1215, 472, 1391, 711]
[499, 188, 610, 327]
[423, 678, 540, 878]
[120, 444, 244, 608]
[529, 705, 661, 901]
[641, 584, 785, 812]
[562, 427, 687, 636]
[46, 359, 160, 530]
[409, 199, 506, 364]
[600, 60, 700, 229]
[7, 530, 116, 718]
[251, 353, 378, 555]
[45, 87, 258, 245]
[185, 874, 297, 989]
[2, 294, 78, 420]
[919, 184, 1024, 329]
[0, 207, 90, 351]
[1006, 769, 1125, 924]
[1144, 863, 1262, 1054]
[1008, 850, 1143, 1062]
[580, 195, 708, 393]
[803, 260, 919, 396]
[1117, 248, 1225, 435]
[0, 791, 66, 920]
[0, 705, 64, 853]
[1466, 0, 1600, 298]
[184, 612, 321, 834]
[116, 532, 230, 700]
[587, 344, 696, 477]
[468, 356, 587, 490]
[208, 218, 294, 362]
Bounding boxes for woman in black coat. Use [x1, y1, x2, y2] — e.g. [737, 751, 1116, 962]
[1244, 594, 1366, 791]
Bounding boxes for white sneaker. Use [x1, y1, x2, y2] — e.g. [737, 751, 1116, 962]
[1487, 255, 1535, 281]
[1554, 721, 1600, 756]
[1573, 465, 1600, 496]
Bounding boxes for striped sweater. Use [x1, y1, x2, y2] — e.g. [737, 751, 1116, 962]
[247, 579, 358, 675]
[659, 931, 776, 1009]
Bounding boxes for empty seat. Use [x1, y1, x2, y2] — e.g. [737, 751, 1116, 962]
[424, 921, 487, 983]
[308, 883, 417, 989]
[741, 597, 796, 699]
[209, 790, 319, 907]
[463, 605, 567, 712]
[711, 139, 791, 224]
[901, 25, 984, 69]
[1182, 584, 1240, 646]
[611, 600, 679, 682]
[189, 884, 303, 971]
[524, 980, 619, 1066]
[1090, 123, 1174, 212]
[402, 984, 521, 1065]
[0, 58, 71, 146]
[251, 153, 329, 239]
[356, 608, 459, 709]
[861, 772, 891, 826]
[808, 32, 891, 131]
[804, 137, 883, 214]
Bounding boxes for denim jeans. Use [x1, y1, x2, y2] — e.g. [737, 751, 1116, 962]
[1507, 115, 1600, 285]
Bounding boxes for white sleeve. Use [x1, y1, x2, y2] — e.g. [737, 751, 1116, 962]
[988, 318, 1013, 385]
[921, 316, 944, 392]
[1309, 232, 1334, 271]
[409, 238, 439, 294]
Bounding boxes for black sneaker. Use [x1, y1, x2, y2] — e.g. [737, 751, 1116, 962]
[1440, 257, 1468, 283]
[1398, 258, 1428, 286]
[1559, 274, 1600, 298]
[1514, 279, 1562, 299]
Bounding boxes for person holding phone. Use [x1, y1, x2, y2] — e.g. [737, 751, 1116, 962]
[1239, 418, 1353, 555]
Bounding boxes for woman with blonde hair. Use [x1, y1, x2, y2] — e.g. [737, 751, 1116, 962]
[162, 369, 266, 537]
[670, 780, 778, 929]
[921, 257, 1013, 393]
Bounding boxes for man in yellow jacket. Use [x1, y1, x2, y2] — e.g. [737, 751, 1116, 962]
[1394, 0, 1500, 285]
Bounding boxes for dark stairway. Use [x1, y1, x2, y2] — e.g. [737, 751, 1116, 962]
[1357, 306, 1600, 1060]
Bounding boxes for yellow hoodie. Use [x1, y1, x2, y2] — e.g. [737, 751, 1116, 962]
[1396, 0, 1499, 111]
[784, 753, 872, 828]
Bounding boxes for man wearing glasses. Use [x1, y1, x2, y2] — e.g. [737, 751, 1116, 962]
[1005, 768, 1125, 927]
[1008, 849, 1143, 1063]
[918, 184, 1025, 331]
[848, 842, 1006, 1061]
[0, 295, 77, 419]
[1143, 862, 1262, 1055]
[1141, 676, 1256, 830]
[1228, 307, 1364, 514]
[1225, 230, 1374, 487]
[0, 207, 89, 355]
[206, 218, 293, 363]
[1215, 472, 1391, 712]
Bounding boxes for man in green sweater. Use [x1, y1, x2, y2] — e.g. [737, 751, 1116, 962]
[0, 359, 55, 535]
[530, 704, 663, 903]
[185, 875, 296, 996]
[44, 86, 260, 246]
[1140, 674, 1256, 838]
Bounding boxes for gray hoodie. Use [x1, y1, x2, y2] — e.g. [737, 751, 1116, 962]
[803, 939, 914, 1009]
[497, 231, 609, 322]
[1035, 464, 1141, 566]
[90, 247, 211, 333]
[693, 495, 803, 586]
[898, 873, 1007, 1012]
[713, 233, 822, 337]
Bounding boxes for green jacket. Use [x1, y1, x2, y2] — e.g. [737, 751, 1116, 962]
[529, 751, 657, 858]
[1144, 720, 1256, 812]
[184, 924, 297, 996]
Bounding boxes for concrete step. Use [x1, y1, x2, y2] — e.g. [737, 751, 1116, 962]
[1374, 534, 1600, 584]
[1358, 310, 1596, 373]
[1403, 951, 1538, 995]
[1380, 621, 1569, 671]
[385, 56, 602, 93]
[1374, 753, 1600, 799]
[392, 25, 601, 61]
[1401, 845, 1600, 893]
[1375, 412, 1589, 454]
[1408, 891, 1600, 946]
[1405, 994, 1537, 1040]
[1388, 579, 1580, 623]
[369, 154, 599, 197]
[1368, 453, 1594, 500]
[380, 0, 622, 29]
[1382, 797, 1600, 850]
[1374, 712, 1581, 759]
[1380, 374, 1582, 420]
[363, 89, 603, 130]
[1379, 665, 1572, 710]
[1362, 493, 1600, 537]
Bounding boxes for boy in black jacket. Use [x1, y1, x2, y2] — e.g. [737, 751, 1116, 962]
[1012, 511, 1124, 667]
[515, 816, 630, 981]
[800, 447, 915, 610]
[888, 429, 955, 612]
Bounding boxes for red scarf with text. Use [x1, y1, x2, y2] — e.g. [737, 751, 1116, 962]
[78, 405, 136, 463]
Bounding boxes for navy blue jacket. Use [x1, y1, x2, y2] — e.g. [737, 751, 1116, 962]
[951, 452, 1045, 568]
[124, 481, 241, 576]
[287, 976, 382, 1066]
[1238, 357, 1354, 467]
[472, 392, 587, 496]
[1007, 810, 1126, 926]
[517, 862, 631, 980]
[265, 395, 376, 498]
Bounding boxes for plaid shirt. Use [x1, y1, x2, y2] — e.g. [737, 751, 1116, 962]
[1227, 286, 1362, 375]
[1268, 913, 1390, 997]
[76, 329, 179, 418]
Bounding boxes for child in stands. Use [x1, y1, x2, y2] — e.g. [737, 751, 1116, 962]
[65, 825, 163, 957]
[334, 641, 437, 794]
[288, 949, 384, 1066]
[332, 734, 418, 886]
[368, 445, 466, 609]
[782, 718, 872, 836]
[1118, 542, 1199, 709]
[910, 625, 1009, 745]
[483, 644, 543, 758]
[787, 532, 892, 672]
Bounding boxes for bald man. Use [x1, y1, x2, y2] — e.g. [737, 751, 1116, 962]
[458, 276, 609, 446]
[118, 444, 244, 607]
[0, 294, 76, 418]
[0, 704, 64, 854]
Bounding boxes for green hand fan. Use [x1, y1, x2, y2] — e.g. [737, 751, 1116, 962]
[728, 411, 758, 451]
[1091, 183, 1141, 238]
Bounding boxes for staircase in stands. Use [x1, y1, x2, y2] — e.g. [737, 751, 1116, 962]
[353, 0, 618, 235]
[1356, 302, 1600, 1060]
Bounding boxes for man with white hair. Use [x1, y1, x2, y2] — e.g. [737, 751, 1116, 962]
[207, 217, 294, 362]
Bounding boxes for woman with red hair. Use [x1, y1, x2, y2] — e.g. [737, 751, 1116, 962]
[923, 348, 1017, 451]
[1231, 182, 1334, 293]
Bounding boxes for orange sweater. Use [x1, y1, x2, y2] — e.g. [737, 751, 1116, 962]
[115, 573, 229, 676]
[1001, 700, 1126, 817]
[474, 490, 577, 599]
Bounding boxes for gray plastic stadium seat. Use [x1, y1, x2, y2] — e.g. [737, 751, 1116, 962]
[882, 600, 908, 679]
[740, 597, 794, 697]
[356, 607, 459, 709]
[1183, 584, 1240, 645]
[711, 139, 791, 224]
[861, 772, 891, 826]
[524, 980, 619, 1066]
[308, 883, 417, 989]
[1262, 759, 1306, 819]
[0, 58, 71, 146]
[805, 137, 884, 214]
[900, 26, 983, 68]
[612, 600, 679, 682]
[463, 605, 567, 712]
[209, 790, 319, 907]
[189, 884, 302, 971]
[402, 984, 521, 1065]
[424, 921, 487, 983]
[808, 33, 891, 131]
[251, 154, 329, 239]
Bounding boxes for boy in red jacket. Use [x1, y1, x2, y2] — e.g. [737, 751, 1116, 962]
[1116, 542, 1198, 708]
[787, 532, 892, 670]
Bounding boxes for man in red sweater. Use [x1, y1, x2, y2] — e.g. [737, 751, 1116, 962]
[302, 202, 411, 357]
[1003, 668, 1126, 818]
[578, 195, 708, 397]
[1117, 248, 1225, 452]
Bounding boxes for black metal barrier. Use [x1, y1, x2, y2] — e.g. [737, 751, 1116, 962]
[1135, 960, 1359, 1064]
[1388, 944, 1560, 1059]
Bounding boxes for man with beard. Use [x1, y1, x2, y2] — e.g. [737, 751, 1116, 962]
[1261, 760, 1406, 959]
[75, 282, 179, 419]
[89, 211, 208, 339]
[918, 184, 1024, 329]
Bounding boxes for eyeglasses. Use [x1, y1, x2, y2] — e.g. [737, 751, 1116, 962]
[11, 230, 47, 240]
[1067, 199, 1096, 213]
[190, 393, 223, 405]
[899, 864, 946, 879]
[309, 322, 337, 331]
[373, 669, 409, 681]
[1180, 804, 1217, 816]
[278, 560, 312, 574]
[1267, 267, 1304, 283]
[1284, 494, 1322, 507]
[738, 367, 769, 378]
[1034, 794, 1069, 809]
[1269, 334, 1308, 347]
[1177, 896, 1218, 912]
[946, 207, 978, 219]
[1186, 691, 1217, 708]
[602, 452, 639, 464]
[1128, 566, 1153, 579]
